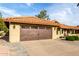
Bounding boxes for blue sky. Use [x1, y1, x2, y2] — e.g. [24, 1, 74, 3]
[0, 3, 79, 26]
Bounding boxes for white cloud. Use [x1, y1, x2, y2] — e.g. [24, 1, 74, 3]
[49, 8, 68, 21]
[0, 6, 21, 18]
[25, 3, 32, 7]
[65, 8, 72, 14]
[52, 10, 67, 18]
[48, 7, 75, 25]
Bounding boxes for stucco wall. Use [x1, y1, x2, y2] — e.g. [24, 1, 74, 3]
[9, 23, 79, 43]
[9, 23, 20, 43]
[52, 27, 79, 40]
[52, 27, 67, 39]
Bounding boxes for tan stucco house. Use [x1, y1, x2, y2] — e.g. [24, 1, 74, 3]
[3, 16, 79, 43]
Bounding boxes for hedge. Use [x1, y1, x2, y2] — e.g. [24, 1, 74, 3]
[66, 36, 79, 41]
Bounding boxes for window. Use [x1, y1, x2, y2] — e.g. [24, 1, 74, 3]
[39, 26, 45, 29]
[46, 26, 51, 29]
[21, 25, 30, 29]
[31, 25, 38, 29]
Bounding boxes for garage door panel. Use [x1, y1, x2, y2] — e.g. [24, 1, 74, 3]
[20, 29, 38, 41]
[20, 25, 52, 41]
[38, 29, 52, 39]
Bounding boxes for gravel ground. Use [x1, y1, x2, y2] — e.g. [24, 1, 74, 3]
[0, 39, 28, 56]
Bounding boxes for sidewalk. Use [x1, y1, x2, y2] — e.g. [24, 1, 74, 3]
[0, 45, 9, 56]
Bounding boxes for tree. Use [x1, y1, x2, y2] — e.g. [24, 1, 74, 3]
[77, 3, 79, 7]
[0, 12, 2, 18]
[0, 12, 8, 33]
[35, 9, 50, 20]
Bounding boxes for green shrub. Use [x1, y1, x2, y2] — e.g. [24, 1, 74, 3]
[2, 26, 8, 33]
[66, 36, 79, 41]
[66, 36, 75, 41]
[0, 32, 3, 36]
[74, 36, 79, 40]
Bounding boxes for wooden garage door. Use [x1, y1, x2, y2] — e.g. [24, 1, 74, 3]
[38, 29, 52, 39]
[20, 25, 52, 41]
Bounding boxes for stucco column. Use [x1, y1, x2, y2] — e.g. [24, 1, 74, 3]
[52, 27, 58, 40]
[9, 23, 20, 43]
[60, 28, 62, 35]
[74, 30, 75, 34]
[70, 30, 72, 34]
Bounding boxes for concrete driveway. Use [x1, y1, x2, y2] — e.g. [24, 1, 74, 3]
[21, 39, 79, 56]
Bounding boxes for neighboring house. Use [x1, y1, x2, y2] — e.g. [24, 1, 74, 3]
[3, 16, 79, 43]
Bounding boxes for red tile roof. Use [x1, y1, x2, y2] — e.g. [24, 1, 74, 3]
[3, 16, 58, 26]
[3, 16, 79, 30]
[59, 24, 79, 30]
